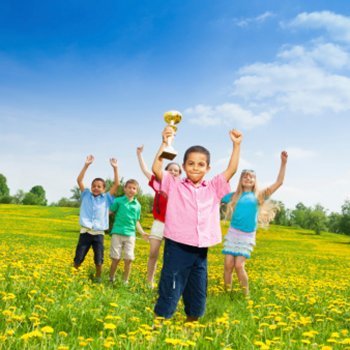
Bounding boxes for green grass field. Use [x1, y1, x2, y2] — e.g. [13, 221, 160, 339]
[0, 204, 349, 350]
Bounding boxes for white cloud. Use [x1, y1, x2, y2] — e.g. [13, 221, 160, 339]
[287, 11, 350, 43]
[186, 103, 272, 129]
[234, 11, 275, 27]
[284, 147, 316, 159]
[232, 43, 350, 115]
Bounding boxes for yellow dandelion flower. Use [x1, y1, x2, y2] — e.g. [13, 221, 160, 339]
[59, 331, 68, 337]
[104, 323, 116, 330]
[57, 346, 69, 350]
[301, 339, 311, 344]
[6, 329, 15, 336]
[321, 346, 333, 350]
[331, 332, 340, 338]
[79, 341, 88, 346]
[41, 326, 54, 334]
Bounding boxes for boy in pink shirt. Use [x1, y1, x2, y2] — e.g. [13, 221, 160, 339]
[152, 127, 242, 321]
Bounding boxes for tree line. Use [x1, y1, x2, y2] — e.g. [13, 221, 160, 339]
[1, 173, 349, 235]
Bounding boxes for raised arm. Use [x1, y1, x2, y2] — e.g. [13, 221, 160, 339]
[152, 127, 174, 181]
[109, 158, 120, 195]
[77, 155, 94, 191]
[136, 145, 152, 180]
[222, 129, 243, 181]
[263, 151, 288, 196]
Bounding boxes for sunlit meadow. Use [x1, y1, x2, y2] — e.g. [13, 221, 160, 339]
[0, 204, 349, 350]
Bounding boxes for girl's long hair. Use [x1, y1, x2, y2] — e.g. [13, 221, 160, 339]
[225, 171, 279, 228]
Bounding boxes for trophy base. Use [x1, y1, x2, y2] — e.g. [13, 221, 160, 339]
[160, 149, 177, 160]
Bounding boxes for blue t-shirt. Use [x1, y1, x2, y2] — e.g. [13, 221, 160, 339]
[222, 192, 258, 232]
[79, 189, 114, 231]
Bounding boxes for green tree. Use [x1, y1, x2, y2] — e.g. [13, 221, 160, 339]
[339, 200, 350, 235]
[0, 174, 10, 200]
[70, 186, 81, 202]
[12, 190, 25, 204]
[328, 212, 342, 234]
[306, 204, 328, 235]
[290, 202, 310, 228]
[22, 185, 47, 206]
[272, 201, 291, 226]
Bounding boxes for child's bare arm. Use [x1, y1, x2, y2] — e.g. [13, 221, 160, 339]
[109, 158, 120, 195]
[263, 151, 288, 197]
[136, 221, 149, 241]
[77, 155, 94, 191]
[222, 130, 243, 181]
[152, 127, 173, 181]
[137, 145, 152, 180]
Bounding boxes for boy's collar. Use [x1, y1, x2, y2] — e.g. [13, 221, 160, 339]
[182, 177, 208, 187]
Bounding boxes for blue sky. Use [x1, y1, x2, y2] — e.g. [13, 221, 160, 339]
[0, 0, 349, 212]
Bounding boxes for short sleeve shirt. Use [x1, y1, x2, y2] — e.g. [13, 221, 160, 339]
[222, 192, 259, 232]
[110, 195, 141, 236]
[161, 171, 230, 247]
[79, 189, 115, 231]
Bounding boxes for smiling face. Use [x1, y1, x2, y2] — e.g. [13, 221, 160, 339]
[166, 163, 181, 177]
[91, 179, 106, 196]
[182, 152, 210, 185]
[124, 182, 138, 199]
[241, 171, 256, 191]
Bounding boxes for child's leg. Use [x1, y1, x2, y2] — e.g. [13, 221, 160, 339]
[109, 235, 123, 281]
[91, 234, 104, 278]
[123, 236, 135, 283]
[147, 238, 162, 286]
[234, 256, 249, 295]
[154, 239, 191, 319]
[123, 260, 132, 282]
[182, 247, 208, 321]
[224, 254, 235, 290]
[109, 259, 120, 280]
[73, 233, 93, 268]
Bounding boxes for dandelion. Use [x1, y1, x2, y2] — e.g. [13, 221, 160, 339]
[41, 326, 54, 334]
[104, 323, 116, 330]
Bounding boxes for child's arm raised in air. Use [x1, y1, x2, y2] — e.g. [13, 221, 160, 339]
[222, 130, 243, 182]
[137, 145, 152, 180]
[109, 158, 120, 196]
[77, 155, 94, 191]
[152, 127, 174, 181]
[136, 221, 149, 241]
[263, 151, 288, 197]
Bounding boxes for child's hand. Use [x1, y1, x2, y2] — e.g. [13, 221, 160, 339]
[85, 155, 94, 165]
[110, 158, 118, 168]
[229, 129, 243, 144]
[162, 126, 175, 143]
[137, 145, 144, 155]
[281, 151, 288, 164]
[141, 232, 149, 241]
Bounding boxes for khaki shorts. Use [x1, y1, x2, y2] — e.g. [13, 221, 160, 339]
[110, 234, 136, 260]
[149, 220, 165, 240]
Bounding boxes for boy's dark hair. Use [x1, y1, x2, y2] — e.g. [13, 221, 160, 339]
[165, 162, 182, 174]
[125, 179, 139, 188]
[183, 146, 211, 165]
[92, 178, 106, 188]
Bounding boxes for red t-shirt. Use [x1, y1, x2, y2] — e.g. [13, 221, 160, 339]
[148, 175, 168, 223]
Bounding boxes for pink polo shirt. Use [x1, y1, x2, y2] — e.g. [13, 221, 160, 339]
[161, 171, 230, 248]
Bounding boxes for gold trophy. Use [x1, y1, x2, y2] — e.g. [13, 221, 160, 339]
[160, 110, 182, 160]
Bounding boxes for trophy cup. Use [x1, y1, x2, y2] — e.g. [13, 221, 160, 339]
[160, 110, 182, 160]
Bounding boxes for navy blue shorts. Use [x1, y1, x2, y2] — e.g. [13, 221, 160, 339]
[154, 238, 208, 318]
[74, 233, 104, 265]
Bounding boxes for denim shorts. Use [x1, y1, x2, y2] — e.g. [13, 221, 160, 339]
[154, 238, 208, 318]
[74, 233, 104, 265]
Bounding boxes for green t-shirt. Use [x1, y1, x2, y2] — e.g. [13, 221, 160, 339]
[110, 195, 141, 236]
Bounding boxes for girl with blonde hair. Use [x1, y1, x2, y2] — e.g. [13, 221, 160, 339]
[222, 151, 288, 295]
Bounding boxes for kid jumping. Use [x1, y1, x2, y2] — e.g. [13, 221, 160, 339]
[222, 151, 288, 295]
